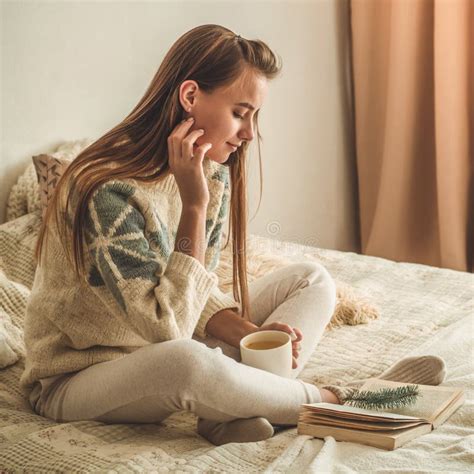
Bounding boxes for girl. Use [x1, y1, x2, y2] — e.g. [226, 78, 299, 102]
[21, 24, 445, 446]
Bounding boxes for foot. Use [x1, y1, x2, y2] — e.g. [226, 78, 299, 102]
[376, 355, 446, 386]
[321, 355, 447, 404]
[197, 416, 274, 446]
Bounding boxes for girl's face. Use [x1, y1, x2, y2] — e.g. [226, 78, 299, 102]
[179, 70, 268, 164]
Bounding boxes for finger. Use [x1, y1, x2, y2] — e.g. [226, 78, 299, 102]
[292, 341, 302, 351]
[292, 327, 303, 342]
[173, 117, 195, 136]
[260, 323, 278, 331]
[292, 350, 300, 359]
[193, 142, 213, 163]
[168, 118, 194, 163]
[269, 322, 294, 335]
[169, 118, 196, 151]
[292, 357, 298, 369]
[181, 129, 205, 158]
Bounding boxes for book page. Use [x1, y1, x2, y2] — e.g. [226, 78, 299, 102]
[359, 379, 460, 422]
[299, 413, 425, 431]
[302, 402, 423, 421]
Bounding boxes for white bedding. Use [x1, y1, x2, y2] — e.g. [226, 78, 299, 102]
[0, 210, 472, 472]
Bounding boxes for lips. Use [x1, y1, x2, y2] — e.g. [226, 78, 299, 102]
[227, 142, 238, 150]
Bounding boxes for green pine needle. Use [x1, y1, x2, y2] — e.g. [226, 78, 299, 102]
[344, 384, 420, 410]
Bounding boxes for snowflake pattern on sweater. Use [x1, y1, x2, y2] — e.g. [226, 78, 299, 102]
[85, 182, 162, 311]
[83, 167, 232, 317]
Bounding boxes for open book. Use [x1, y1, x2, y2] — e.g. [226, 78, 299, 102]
[297, 379, 464, 450]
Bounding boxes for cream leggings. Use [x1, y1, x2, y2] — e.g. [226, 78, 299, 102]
[30, 261, 336, 426]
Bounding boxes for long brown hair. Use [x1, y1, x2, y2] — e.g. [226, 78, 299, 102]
[35, 24, 282, 322]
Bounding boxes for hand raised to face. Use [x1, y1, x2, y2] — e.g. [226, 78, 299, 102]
[167, 117, 213, 208]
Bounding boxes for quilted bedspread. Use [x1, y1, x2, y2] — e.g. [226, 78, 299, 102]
[0, 210, 472, 472]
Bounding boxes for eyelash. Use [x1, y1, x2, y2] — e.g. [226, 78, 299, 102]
[233, 112, 244, 120]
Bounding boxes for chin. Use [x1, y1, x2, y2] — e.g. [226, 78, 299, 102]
[206, 152, 231, 165]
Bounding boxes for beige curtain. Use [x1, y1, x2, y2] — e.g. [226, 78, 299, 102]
[350, 0, 473, 272]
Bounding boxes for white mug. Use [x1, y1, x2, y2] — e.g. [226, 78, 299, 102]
[240, 330, 293, 378]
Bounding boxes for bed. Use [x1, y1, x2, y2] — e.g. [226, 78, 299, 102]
[0, 146, 472, 472]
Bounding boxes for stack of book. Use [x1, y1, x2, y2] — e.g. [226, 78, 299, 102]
[298, 379, 464, 450]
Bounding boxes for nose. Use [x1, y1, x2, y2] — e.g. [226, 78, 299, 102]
[239, 121, 254, 143]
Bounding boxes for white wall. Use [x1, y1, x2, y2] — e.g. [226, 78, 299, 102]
[1, 0, 360, 253]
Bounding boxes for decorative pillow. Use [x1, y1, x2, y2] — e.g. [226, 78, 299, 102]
[32, 154, 72, 219]
[6, 138, 94, 222]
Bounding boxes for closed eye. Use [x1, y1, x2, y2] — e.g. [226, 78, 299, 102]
[233, 112, 244, 119]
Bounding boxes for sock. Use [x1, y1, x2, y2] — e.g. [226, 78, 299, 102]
[322, 355, 446, 404]
[197, 416, 274, 446]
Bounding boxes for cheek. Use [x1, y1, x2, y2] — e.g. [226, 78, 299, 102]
[194, 111, 235, 151]
[206, 111, 233, 135]
[204, 125, 232, 147]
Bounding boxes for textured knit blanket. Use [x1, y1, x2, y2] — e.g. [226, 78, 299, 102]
[0, 208, 472, 472]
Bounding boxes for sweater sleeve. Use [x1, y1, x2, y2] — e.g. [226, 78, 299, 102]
[196, 180, 241, 337]
[83, 181, 218, 342]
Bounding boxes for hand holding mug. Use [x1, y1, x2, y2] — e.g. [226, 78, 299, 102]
[256, 322, 303, 369]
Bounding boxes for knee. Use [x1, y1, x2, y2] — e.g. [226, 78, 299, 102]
[157, 339, 224, 387]
[162, 338, 209, 366]
[294, 261, 337, 308]
[293, 261, 335, 288]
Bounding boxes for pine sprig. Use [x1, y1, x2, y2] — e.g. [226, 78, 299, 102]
[343, 385, 420, 410]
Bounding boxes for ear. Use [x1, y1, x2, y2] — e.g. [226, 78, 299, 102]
[179, 80, 199, 111]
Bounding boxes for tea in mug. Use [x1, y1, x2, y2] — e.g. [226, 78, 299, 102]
[245, 340, 285, 350]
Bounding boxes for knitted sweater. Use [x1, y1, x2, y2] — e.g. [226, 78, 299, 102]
[20, 158, 240, 392]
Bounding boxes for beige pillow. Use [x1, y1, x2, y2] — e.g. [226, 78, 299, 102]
[0, 269, 29, 369]
[32, 154, 72, 218]
[5, 163, 42, 222]
[0, 212, 41, 290]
